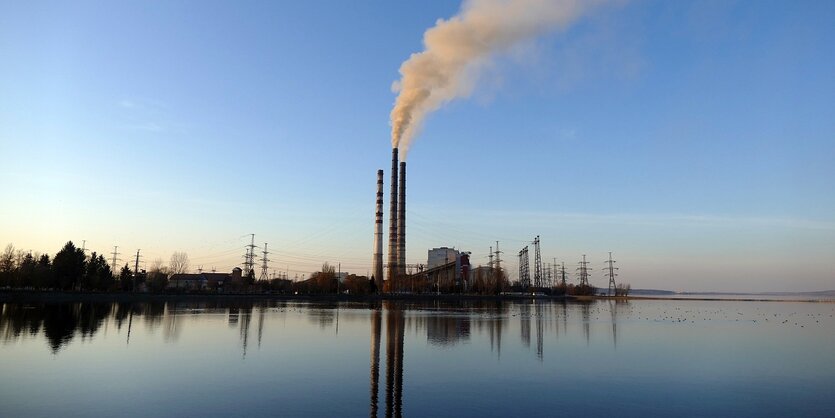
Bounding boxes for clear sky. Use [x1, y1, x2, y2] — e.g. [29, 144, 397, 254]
[1, 0, 833, 292]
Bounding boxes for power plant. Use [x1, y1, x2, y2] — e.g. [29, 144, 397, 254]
[369, 148, 617, 296]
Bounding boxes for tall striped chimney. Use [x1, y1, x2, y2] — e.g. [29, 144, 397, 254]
[387, 148, 399, 282]
[372, 169, 384, 289]
[397, 161, 406, 276]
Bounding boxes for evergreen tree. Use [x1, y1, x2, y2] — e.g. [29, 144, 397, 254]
[35, 254, 52, 289]
[19, 252, 36, 288]
[82, 253, 114, 291]
[119, 264, 133, 291]
[52, 242, 86, 290]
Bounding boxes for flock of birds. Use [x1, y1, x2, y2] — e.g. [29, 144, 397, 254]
[501, 300, 835, 330]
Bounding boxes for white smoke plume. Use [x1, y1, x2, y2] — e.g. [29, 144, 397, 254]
[390, 0, 608, 155]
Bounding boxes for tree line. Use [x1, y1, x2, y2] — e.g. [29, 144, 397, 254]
[0, 241, 188, 292]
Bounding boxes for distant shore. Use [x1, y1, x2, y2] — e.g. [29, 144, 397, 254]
[1, 291, 832, 304]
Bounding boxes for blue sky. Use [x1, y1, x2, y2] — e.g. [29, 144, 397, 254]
[1, 0, 833, 291]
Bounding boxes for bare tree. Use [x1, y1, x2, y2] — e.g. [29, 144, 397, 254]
[1, 244, 15, 273]
[169, 252, 190, 274]
[149, 258, 167, 275]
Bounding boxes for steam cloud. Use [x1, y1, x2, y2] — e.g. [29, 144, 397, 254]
[390, 0, 606, 155]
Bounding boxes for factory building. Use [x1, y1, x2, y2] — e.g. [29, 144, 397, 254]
[428, 247, 459, 269]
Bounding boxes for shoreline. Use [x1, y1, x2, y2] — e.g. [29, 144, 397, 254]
[1, 291, 831, 304]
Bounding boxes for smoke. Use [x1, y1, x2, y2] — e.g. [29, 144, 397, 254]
[390, 0, 607, 155]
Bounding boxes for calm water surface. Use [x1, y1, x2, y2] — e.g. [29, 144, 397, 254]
[2, 299, 834, 417]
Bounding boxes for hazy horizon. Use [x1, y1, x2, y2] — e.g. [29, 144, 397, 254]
[1, 1, 833, 293]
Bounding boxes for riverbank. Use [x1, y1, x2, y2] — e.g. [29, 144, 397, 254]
[0, 290, 574, 304]
[1, 290, 831, 304]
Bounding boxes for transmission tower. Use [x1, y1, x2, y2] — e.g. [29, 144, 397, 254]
[533, 236, 542, 288]
[110, 246, 120, 270]
[243, 234, 257, 277]
[545, 263, 552, 288]
[559, 261, 567, 286]
[577, 254, 591, 287]
[518, 246, 530, 289]
[259, 243, 270, 281]
[488, 246, 493, 270]
[604, 251, 619, 296]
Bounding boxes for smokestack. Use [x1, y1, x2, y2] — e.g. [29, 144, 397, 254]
[372, 169, 384, 289]
[387, 148, 399, 282]
[397, 161, 406, 276]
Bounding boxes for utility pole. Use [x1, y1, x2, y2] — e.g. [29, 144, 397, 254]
[110, 246, 120, 271]
[259, 243, 270, 281]
[604, 252, 619, 296]
[133, 249, 141, 292]
[337, 262, 341, 295]
[533, 236, 542, 288]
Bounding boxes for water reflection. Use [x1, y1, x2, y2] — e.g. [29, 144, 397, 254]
[369, 305, 382, 418]
[384, 303, 405, 418]
[3, 299, 834, 417]
[1, 299, 631, 358]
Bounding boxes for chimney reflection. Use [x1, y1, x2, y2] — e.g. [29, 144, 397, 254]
[370, 306, 382, 418]
[370, 302, 405, 418]
[385, 303, 405, 418]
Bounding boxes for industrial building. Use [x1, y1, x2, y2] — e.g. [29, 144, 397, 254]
[428, 247, 459, 269]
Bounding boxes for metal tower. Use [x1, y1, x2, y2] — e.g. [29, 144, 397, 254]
[259, 243, 270, 281]
[488, 246, 493, 270]
[110, 245, 120, 270]
[545, 263, 552, 288]
[243, 234, 257, 277]
[533, 236, 542, 288]
[604, 251, 619, 296]
[518, 246, 530, 289]
[559, 262, 567, 286]
[577, 254, 591, 287]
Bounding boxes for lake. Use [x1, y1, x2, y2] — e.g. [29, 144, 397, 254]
[2, 298, 834, 417]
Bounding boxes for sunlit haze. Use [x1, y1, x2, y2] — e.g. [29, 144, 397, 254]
[1, 1, 833, 292]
